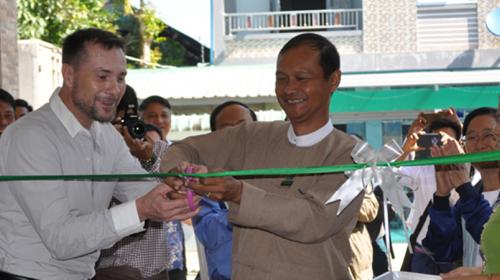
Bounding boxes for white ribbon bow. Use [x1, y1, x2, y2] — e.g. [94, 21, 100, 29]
[325, 139, 416, 219]
[326, 139, 419, 270]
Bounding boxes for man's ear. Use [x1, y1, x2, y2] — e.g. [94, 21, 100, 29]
[328, 69, 341, 93]
[62, 64, 75, 88]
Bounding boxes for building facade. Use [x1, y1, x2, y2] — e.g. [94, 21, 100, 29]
[127, 0, 500, 144]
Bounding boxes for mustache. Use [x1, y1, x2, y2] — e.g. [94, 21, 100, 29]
[96, 94, 118, 105]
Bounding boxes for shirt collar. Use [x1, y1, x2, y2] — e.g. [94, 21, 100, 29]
[287, 119, 334, 147]
[49, 88, 100, 140]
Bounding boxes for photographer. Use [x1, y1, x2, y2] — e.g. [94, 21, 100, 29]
[113, 85, 162, 169]
[398, 110, 463, 274]
[139, 95, 187, 280]
[95, 85, 173, 280]
[422, 107, 500, 272]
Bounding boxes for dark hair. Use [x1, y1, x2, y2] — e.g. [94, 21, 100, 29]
[14, 99, 33, 112]
[462, 107, 497, 136]
[62, 28, 125, 67]
[429, 117, 462, 140]
[0, 88, 15, 110]
[210, 101, 257, 132]
[139, 95, 171, 112]
[278, 33, 340, 79]
[117, 85, 138, 113]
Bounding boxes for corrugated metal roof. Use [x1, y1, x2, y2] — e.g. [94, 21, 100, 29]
[126, 65, 500, 100]
[127, 64, 276, 99]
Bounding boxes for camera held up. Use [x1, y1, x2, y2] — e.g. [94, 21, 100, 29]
[114, 104, 148, 139]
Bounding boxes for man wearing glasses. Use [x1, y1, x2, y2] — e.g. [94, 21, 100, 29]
[423, 107, 500, 271]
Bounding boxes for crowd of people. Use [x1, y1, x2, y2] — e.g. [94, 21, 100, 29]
[0, 27, 499, 280]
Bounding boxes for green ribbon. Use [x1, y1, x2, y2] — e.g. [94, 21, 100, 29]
[1, 150, 499, 181]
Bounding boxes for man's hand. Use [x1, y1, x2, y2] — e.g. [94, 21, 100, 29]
[431, 134, 470, 196]
[135, 183, 200, 222]
[398, 113, 427, 161]
[399, 132, 426, 161]
[441, 266, 482, 278]
[408, 113, 427, 135]
[165, 163, 243, 203]
[121, 127, 154, 161]
[164, 162, 207, 192]
[188, 169, 243, 204]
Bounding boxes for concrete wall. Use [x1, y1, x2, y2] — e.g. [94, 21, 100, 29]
[478, 0, 500, 49]
[18, 40, 62, 109]
[362, 0, 417, 53]
[0, 0, 19, 96]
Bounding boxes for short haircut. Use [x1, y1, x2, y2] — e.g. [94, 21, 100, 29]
[0, 88, 15, 110]
[463, 107, 497, 136]
[278, 33, 340, 79]
[210, 101, 257, 132]
[14, 99, 33, 112]
[429, 117, 462, 140]
[139, 95, 171, 112]
[117, 85, 138, 113]
[62, 28, 125, 67]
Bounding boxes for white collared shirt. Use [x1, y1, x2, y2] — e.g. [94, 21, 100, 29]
[0, 88, 153, 279]
[50, 88, 143, 235]
[287, 119, 334, 147]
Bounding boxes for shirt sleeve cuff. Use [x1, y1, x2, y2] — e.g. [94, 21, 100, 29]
[432, 193, 451, 211]
[110, 200, 145, 238]
[455, 182, 476, 201]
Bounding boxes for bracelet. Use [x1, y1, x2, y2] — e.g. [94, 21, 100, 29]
[140, 154, 157, 170]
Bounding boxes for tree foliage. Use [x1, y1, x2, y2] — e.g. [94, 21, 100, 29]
[17, 0, 116, 46]
[17, 0, 188, 67]
[153, 39, 186, 66]
[114, 1, 167, 67]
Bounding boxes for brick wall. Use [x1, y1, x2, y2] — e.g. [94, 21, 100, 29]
[0, 0, 19, 96]
[478, 0, 500, 50]
[362, 0, 417, 53]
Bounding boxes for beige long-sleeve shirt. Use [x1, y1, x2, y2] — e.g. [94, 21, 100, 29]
[348, 192, 379, 280]
[162, 121, 363, 280]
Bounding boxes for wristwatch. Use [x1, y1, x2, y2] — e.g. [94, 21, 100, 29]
[140, 154, 157, 170]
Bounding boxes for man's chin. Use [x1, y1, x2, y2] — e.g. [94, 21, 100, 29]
[94, 112, 115, 123]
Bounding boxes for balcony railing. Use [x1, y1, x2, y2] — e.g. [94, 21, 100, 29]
[224, 9, 363, 36]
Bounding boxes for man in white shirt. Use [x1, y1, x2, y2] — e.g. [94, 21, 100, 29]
[0, 28, 199, 280]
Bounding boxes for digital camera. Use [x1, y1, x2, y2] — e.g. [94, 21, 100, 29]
[113, 104, 147, 139]
[120, 112, 147, 139]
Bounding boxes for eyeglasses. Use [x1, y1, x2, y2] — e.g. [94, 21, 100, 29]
[464, 130, 497, 144]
